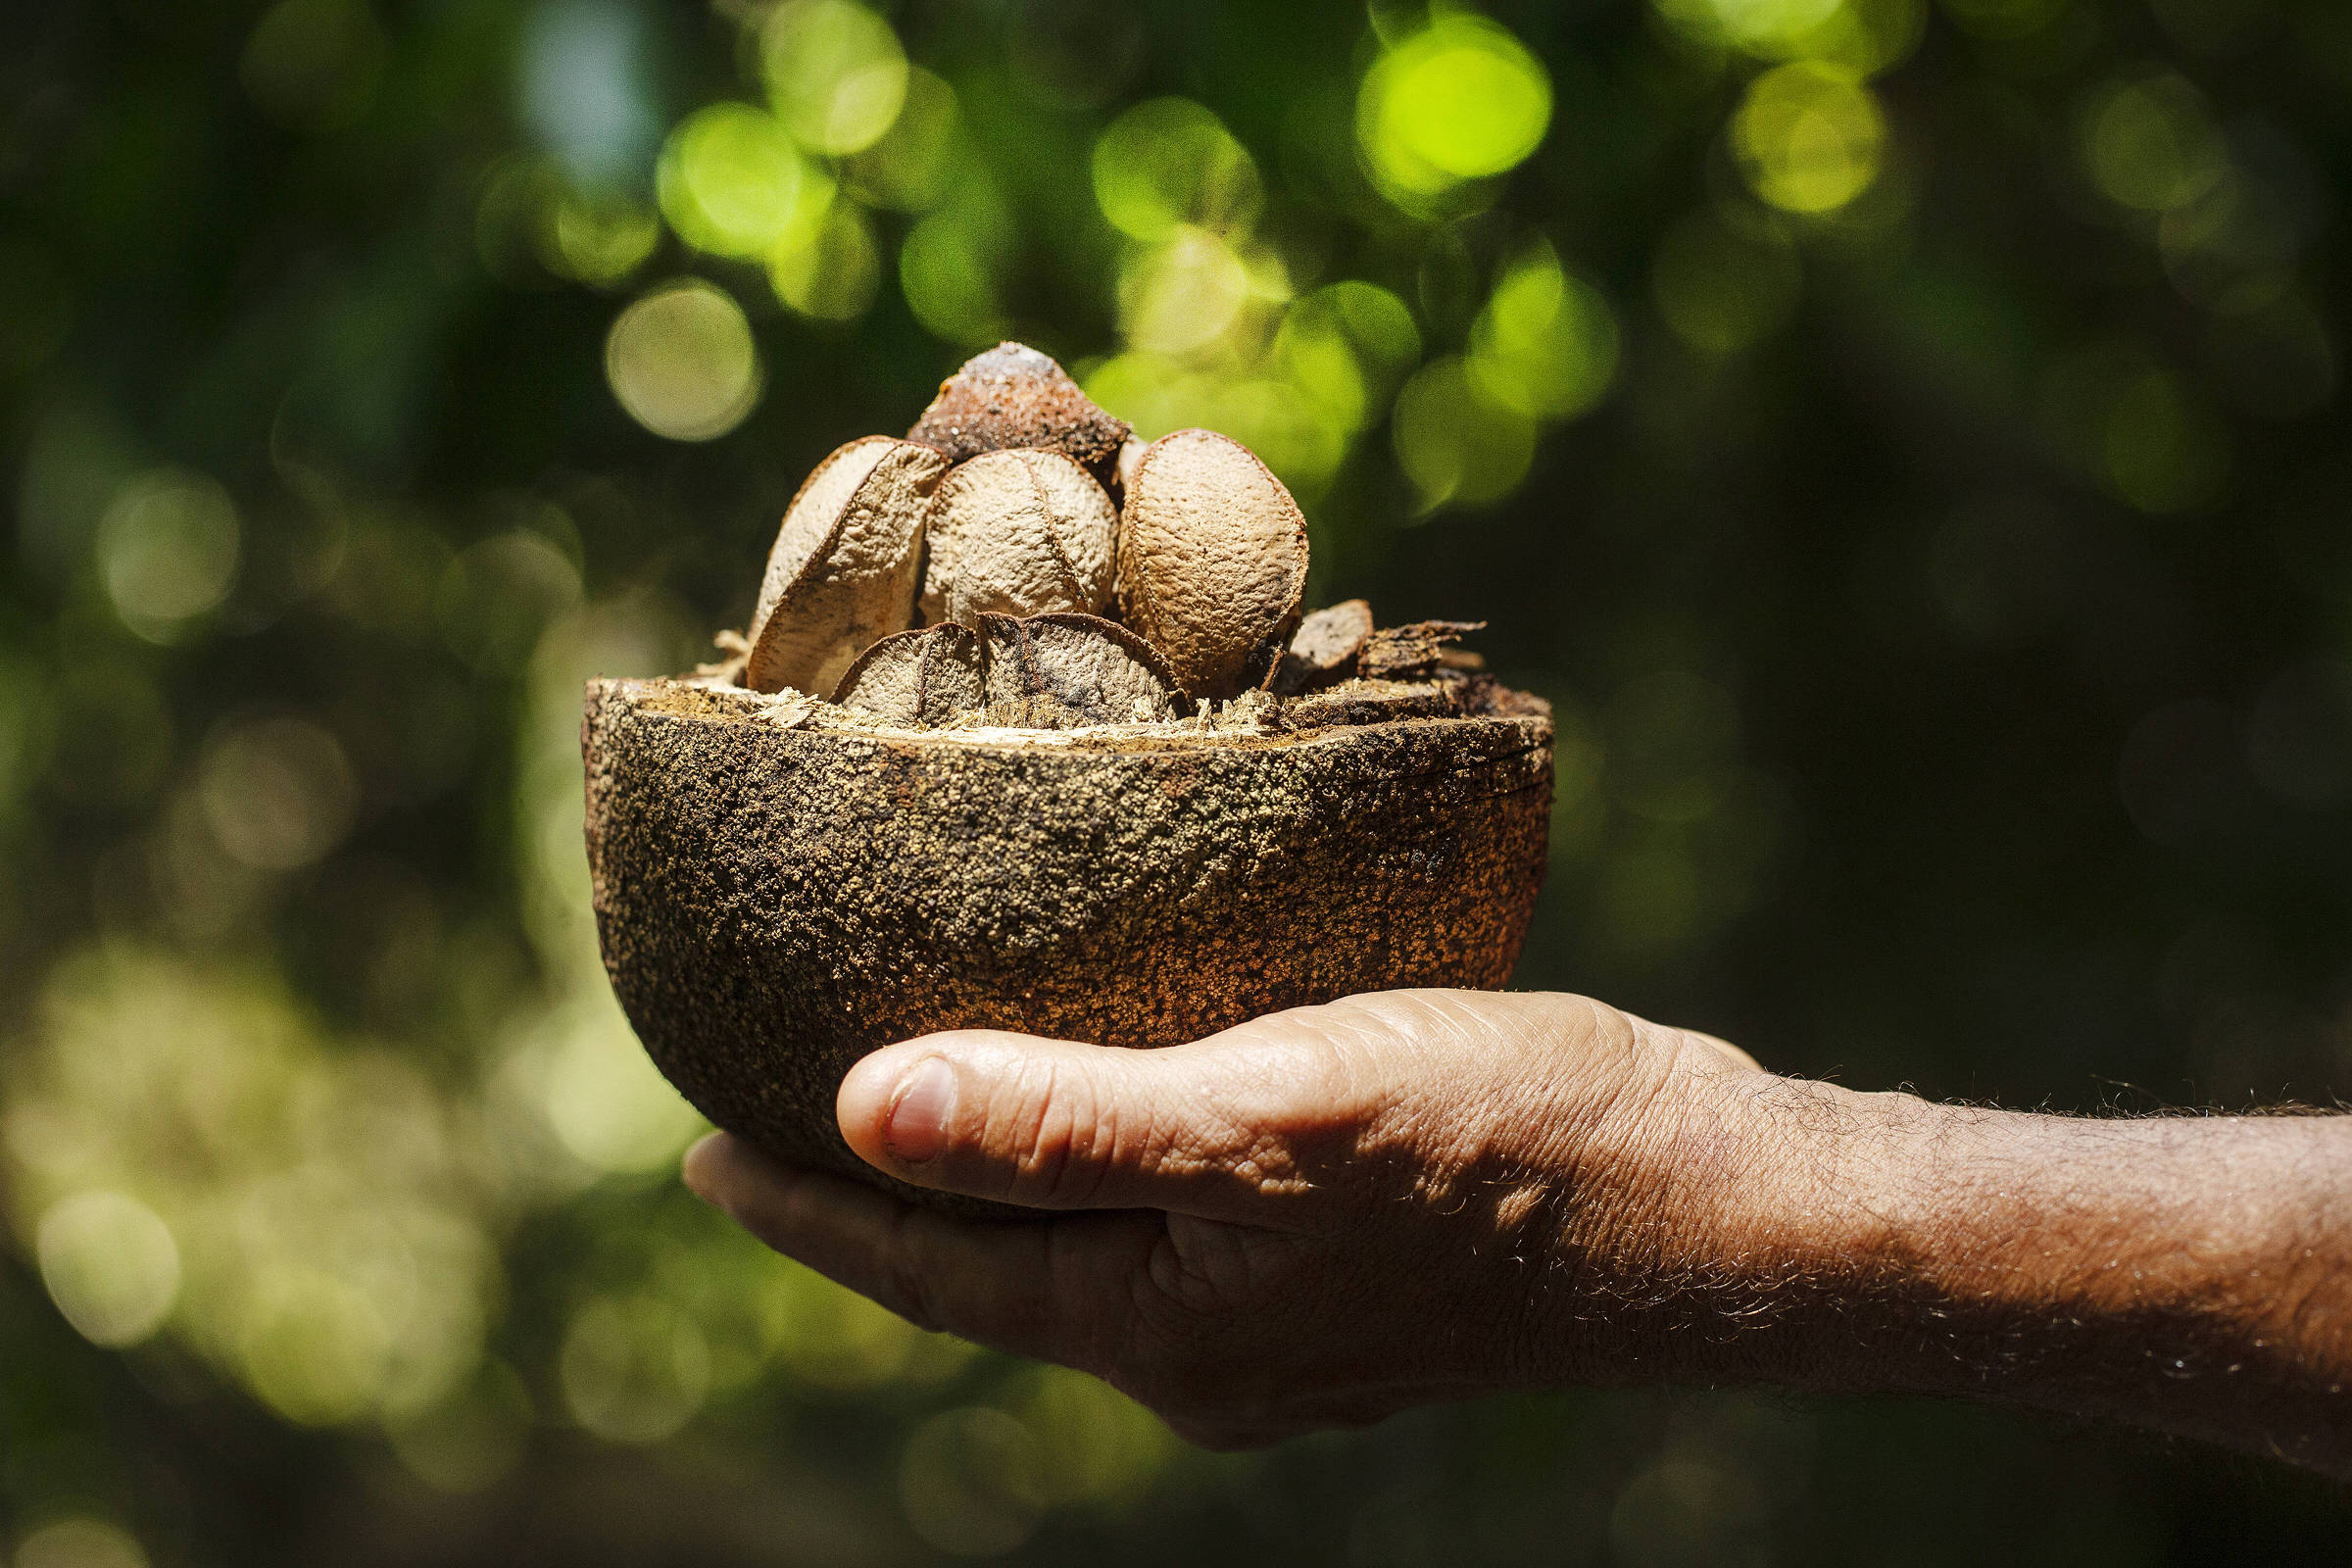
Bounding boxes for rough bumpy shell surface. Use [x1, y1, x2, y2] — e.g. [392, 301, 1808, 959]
[583, 677, 1553, 1216]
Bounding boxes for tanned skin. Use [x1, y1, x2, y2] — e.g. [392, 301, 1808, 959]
[681, 990, 2352, 1475]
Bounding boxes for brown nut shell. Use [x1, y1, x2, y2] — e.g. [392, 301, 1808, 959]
[1268, 599, 1375, 695]
[920, 449, 1118, 626]
[1115, 428, 1310, 702]
[830, 623, 986, 726]
[1361, 619, 1487, 682]
[583, 675, 1552, 1215]
[746, 437, 949, 697]
[976, 612, 1184, 727]
[906, 342, 1131, 487]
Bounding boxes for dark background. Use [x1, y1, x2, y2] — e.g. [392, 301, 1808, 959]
[2, 0, 2348, 1561]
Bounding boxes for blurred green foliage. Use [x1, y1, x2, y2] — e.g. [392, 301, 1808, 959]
[3, 0, 2350, 1561]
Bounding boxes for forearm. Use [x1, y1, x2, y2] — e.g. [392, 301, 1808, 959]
[1605, 1075, 2352, 1476]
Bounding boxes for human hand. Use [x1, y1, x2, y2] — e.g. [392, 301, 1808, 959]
[681, 989, 1790, 1447]
[687, 988, 2352, 1471]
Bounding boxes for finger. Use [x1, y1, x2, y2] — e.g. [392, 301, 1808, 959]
[834, 1017, 1371, 1221]
[681, 1132, 1153, 1367]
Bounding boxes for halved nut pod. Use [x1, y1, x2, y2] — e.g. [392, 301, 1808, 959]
[832, 613, 1185, 729]
[746, 437, 948, 697]
[582, 674, 1554, 1216]
[919, 448, 1118, 626]
[1116, 428, 1310, 703]
[907, 342, 1132, 491]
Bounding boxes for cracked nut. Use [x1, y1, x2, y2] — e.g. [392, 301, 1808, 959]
[1268, 599, 1374, 695]
[977, 612, 1183, 728]
[832, 613, 1181, 730]
[831, 622, 986, 726]
[745, 436, 948, 697]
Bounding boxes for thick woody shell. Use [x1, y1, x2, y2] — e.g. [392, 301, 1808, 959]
[1115, 428, 1310, 701]
[906, 342, 1131, 488]
[745, 437, 948, 697]
[582, 674, 1553, 1215]
[920, 449, 1118, 626]
[1361, 619, 1488, 681]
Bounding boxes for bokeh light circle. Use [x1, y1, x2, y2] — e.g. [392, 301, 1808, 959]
[605, 279, 764, 441]
[760, 0, 908, 158]
[1118, 225, 1255, 356]
[37, 1191, 181, 1348]
[1733, 62, 1886, 215]
[97, 468, 241, 641]
[198, 715, 360, 871]
[1272, 280, 1423, 431]
[656, 104, 825, 261]
[900, 206, 1012, 345]
[1653, 0, 1845, 52]
[16, 1519, 150, 1568]
[1357, 17, 1552, 201]
[899, 1406, 1048, 1555]
[560, 1294, 711, 1444]
[2079, 73, 2228, 214]
[1393, 357, 1538, 512]
[239, 1264, 396, 1427]
[768, 204, 881, 321]
[1092, 98, 1263, 242]
[1467, 240, 1620, 419]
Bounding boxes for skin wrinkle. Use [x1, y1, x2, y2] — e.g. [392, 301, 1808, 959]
[998, 1052, 1072, 1203]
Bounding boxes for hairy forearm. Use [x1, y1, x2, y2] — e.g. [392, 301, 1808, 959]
[1610, 1074, 2352, 1475]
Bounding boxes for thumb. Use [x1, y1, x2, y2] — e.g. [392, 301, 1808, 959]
[836, 1024, 1354, 1219]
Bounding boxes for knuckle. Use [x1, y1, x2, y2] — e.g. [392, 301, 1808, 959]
[991, 1055, 1120, 1206]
